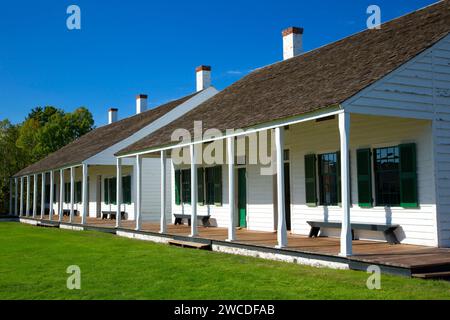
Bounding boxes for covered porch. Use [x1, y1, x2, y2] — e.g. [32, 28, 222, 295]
[115, 109, 437, 258]
[20, 215, 450, 278]
[11, 160, 137, 225]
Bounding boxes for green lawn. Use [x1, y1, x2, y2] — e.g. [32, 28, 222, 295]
[0, 222, 449, 300]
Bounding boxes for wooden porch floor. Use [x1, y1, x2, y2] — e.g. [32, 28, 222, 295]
[38, 215, 450, 272]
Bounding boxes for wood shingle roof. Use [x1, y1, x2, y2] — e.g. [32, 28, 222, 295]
[117, 1, 450, 156]
[14, 93, 196, 176]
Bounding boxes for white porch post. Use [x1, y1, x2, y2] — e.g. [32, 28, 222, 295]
[70, 167, 75, 223]
[135, 155, 142, 231]
[160, 150, 167, 233]
[190, 144, 198, 237]
[59, 169, 64, 222]
[40, 172, 46, 219]
[339, 112, 352, 257]
[8, 178, 13, 215]
[81, 164, 88, 225]
[32, 174, 38, 218]
[14, 177, 18, 216]
[19, 177, 24, 216]
[49, 171, 54, 221]
[116, 158, 122, 228]
[26, 176, 30, 217]
[226, 137, 236, 242]
[275, 127, 288, 248]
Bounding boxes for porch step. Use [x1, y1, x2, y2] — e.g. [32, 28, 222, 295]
[168, 239, 211, 250]
[410, 262, 450, 275]
[412, 271, 450, 280]
[37, 221, 59, 228]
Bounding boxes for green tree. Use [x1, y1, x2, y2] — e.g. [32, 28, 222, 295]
[27, 106, 62, 126]
[0, 120, 28, 213]
[0, 106, 95, 214]
[16, 118, 40, 162]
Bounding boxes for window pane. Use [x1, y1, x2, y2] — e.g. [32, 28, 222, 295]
[319, 153, 338, 205]
[374, 146, 400, 206]
[181, 170, 191, 204]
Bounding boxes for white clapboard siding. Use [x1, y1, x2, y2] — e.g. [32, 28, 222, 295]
[335, 34, 450, 247]
[170, 133, 276, 232]
[285, 114, 436, 246]
[246, 164, 275, 232]
[343, 37, 449, 121]
[141, 158, 172, 223]
[87, 165, 135, 219]
[168, 35, 450, 246]
[432, 35, 450, 247]
[84, 160, 172, 222]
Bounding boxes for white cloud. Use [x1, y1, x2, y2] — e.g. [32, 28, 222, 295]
[226, 70, 244, 75]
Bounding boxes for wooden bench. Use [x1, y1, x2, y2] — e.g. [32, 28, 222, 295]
[62, 209, 79, 217]
[102, 211, 126, 220]
[306, 220, 400, 244]
[174, 214, 211, 227]
[168, 239, 211, 250]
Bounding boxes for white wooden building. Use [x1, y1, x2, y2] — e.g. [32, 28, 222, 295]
[11, 67, 218, 225]
[115, 1, 450, 254]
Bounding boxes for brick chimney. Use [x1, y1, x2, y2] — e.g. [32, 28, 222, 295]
[136, 94, 148, 114]
[196, 65, 211, 92]
[282, 27, 303, 60]
[108, 108, 118, 124]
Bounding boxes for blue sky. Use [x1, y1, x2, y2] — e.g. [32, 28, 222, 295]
[0, 0, 437, 126]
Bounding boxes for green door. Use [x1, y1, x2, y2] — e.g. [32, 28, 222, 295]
[238, 168, 247, 228]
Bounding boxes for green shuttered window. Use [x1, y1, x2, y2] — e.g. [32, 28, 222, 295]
[374, 146, 401, 206]
[304, 154, 317, 206]
[204, 166, 223, 206]
[363, 143, 418, 208]
[104, 177, 117, 205]
[399, 143, 418, 208]
[318, 153, 338, 206]
[64, 182, 82, 203]
[174, 166, 223, 206]
[357, 149, 373, 207]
